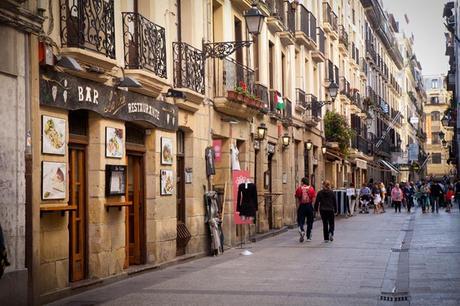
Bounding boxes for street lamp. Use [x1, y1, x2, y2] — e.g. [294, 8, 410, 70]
[256, 123, 267, 140]
[203, 1, 265, 59]
[244, 2, 265, 36]
[321, 146, 327, 154]
[282, 133, 291, 147]
[441, 114, 450, 127]
[306, 140, 313, 151]
[305, 82, 340, 110]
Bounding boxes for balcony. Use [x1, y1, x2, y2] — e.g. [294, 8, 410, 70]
[295, 5, 317, 49]
[322, 2, 338, 39]
[254, 83, 270, 113]
[365, 40, 377, 64]
[295, 88, 307, 113]
[350, 91, 364, 115]
[311, 27, 326, 62]
[214, 57, 264, 119]
[325, 60, 339, 85]
[350, 43, 359, 67]
[173, 42, 205, 110]
[352, 134, 372, 156]
[122, 12, 168, 97]
[282, 97, 293, 124]
[359, 57, 368, 79]
[338, 25, 349, 54]
[339, 76, 351, 104]
[305, 94, 321, 127]
[279, 1, 296, 45]
[59, 0, 116, 70]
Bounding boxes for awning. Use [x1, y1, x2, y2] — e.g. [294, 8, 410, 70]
[379, 159, 400, 175]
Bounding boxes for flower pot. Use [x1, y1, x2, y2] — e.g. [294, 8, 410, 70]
[236, 94, 244, 103]
[243, 96, 252, 105]
[227, 90, 237, 101]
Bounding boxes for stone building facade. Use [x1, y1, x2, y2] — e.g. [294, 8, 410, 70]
[0, 0, 428, 304]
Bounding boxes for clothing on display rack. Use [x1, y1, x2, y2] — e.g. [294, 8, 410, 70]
[236, 181, 258, 221]
[204, 191, 224, 255]
[231, 143, 241, 171]
[205, 147, 216, 176]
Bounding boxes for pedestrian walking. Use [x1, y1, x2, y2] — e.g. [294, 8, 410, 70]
[391, 183, 404, 213]
[295, 178, 316, 242]
[402, 182, 414, 213]
[314, 180, 337, 243]
[359, 183, 372, 214]
[446, 186, 454, 213]
[420, 182, 430, 213]
[372, 183, 382, 214]
[346, 183, 356, 217]
[380, 182, 387, 212]
[430, 181, 443, 213]
[454, 179, 460, 211]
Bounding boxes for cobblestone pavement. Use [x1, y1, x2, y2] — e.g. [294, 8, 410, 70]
[49, 206, 460, 306]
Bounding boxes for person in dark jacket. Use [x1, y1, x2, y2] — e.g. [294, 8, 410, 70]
[314, 180, 337, 243]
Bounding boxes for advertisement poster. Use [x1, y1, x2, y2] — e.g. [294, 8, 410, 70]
[213, 139, 222, 162]
[232, 170, 253, 225]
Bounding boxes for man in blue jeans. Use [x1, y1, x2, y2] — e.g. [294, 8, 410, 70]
[295, 178, 316, 242]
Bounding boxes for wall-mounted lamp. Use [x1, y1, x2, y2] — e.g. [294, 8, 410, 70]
[256, 123, 267, 140]
[244, 1, 266, 36]
[282, 133, 291, 147]
[321, 146, 327, 155]
[56, 55, 83, 72]
[306, 140, 313, 151]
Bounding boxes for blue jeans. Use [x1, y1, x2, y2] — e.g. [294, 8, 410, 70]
[431, 196, 440, 213]
[420, 196, 429, 212]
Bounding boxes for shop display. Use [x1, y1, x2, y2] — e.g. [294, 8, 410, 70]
[42, 115, 66, 155]
[236, 180, 258, 221]
[204, 191, 224, 256]
[161, 137, 173, 165]
[105, 127, 124, 158]
[105, 165, 126, 196]
[160, 169, 174, 195]
[42, 161, 66, 200]
[205, 146, 216, 176]
[231, 143, 241, 171]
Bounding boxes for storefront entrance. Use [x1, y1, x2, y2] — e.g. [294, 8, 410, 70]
[176, 130, 186, 256]
[127, 153, 144, 265]
[267, 152, 274, 229]
[69, 145, 86, 282]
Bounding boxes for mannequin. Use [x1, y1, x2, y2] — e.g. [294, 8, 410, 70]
[231, 143, 241, 171]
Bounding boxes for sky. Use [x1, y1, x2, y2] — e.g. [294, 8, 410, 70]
[382, 0, 449, 76]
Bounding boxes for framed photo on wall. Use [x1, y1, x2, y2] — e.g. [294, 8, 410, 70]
[160, 169, 174, 196]
[161, 137, 173, 165]
[42, 161, 66, 200]
[105, 127, 124, 158]
[42, 115, 66, 155]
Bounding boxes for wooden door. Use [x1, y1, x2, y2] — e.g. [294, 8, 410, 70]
[268, 153, 274, 229]
[69, 146, 86, 282]
[176, 131, 186, 256]
[127, 154, 144, 265]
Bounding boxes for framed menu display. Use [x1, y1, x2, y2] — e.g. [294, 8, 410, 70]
[105, 165, 126, 196]
[42, 161, 66, 200]
[42, 115, 66, 155]
[105, 127, 124, 158]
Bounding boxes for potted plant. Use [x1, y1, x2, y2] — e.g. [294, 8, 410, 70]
[234, 80, 248, 103]
[324, 111, 355, 155]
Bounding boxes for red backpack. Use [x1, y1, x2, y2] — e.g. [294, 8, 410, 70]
[300, 186, 311, 204]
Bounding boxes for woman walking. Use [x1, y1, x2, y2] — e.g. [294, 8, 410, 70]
[314, 181, 337, 243]
[391, 183, 404, 213]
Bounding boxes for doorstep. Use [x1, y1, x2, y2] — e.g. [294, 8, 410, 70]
[250, 226, 289, 242]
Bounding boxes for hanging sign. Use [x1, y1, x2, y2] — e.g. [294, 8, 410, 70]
[408, 143, 419, 161]
[40, 69, 178, 131]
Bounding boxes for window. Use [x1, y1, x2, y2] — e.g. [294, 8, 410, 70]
[431, 79, 438, 89]
[431, 153, 442, 164]
[431, 132, 440, 144]
[431, 111, 440, 121]
[430, 96, 439, 104]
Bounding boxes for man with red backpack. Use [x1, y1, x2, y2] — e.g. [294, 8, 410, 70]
[295, 177, 316, 242]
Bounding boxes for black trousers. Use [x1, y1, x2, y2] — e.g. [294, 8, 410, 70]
[393, 201, 401, 213]
[297, 204, 314, 238]
[320, 210, 335, 240]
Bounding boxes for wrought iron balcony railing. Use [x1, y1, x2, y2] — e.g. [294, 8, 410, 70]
[254, 83, 269, 111]
[214, 57, 254, 98]
[338, 25, 349, 49]
[60, 0, 116, 58]
[322, 2, 338, 32]
[317, 27, 326, 54]
[284, 97, 293, 119]
[365, 40, 377, 63]
[173, 42, 205, 94]
[339, 76, 350, 97]
[297, 5, 317, 43]
[360, 57, 368, 75]
[306, 94, 321, 119]
[284, 1, 296, 33]
[122, 12, 166, 78]
[325, 60, 339, 84]
[295, 88, 307, 110]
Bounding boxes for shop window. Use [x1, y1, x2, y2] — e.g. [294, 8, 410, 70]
[431, 153, 442, 164]
[126, 123, 145, 145]
[69, 110, 88, 136]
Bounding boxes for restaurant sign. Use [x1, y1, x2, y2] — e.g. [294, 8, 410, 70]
[40, 70, 178, 131]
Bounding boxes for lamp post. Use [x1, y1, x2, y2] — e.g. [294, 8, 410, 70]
[203, 1, 265, 59]
[256, 123, 267, 140]
[306, 139, 313, 151]
[282, 133, 291, 148]
[305, 82, 339, 109]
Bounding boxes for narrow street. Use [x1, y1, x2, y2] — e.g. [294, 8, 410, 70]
[49, 208, 460, 306]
